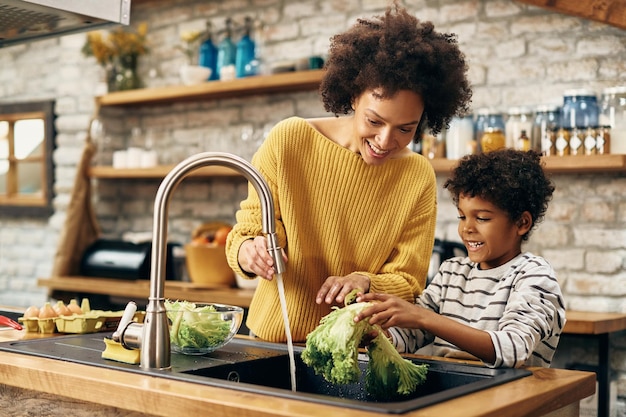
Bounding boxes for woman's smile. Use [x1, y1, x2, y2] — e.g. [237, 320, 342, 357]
[365, 138, 392, 157]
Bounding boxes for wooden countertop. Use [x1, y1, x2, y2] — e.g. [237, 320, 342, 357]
[38, 276, 255, 308]
[0, 329, 595, 417]
[36, 278, 626, 336]
[564, 310, 626, 335]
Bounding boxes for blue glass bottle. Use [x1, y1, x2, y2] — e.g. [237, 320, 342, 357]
[236, 16, 256, 78]
[198, 21, 218, 81]
[216, 18, 236, 80]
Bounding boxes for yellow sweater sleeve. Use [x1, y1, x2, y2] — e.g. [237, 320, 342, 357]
[226, 117, 437, 342]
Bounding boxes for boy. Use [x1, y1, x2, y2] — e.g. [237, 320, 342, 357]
[355, 149, 565, 368]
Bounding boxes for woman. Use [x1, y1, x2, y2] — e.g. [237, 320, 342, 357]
[226, 2, 472, 343]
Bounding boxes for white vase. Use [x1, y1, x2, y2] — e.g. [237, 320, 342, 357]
[179, 65, 211, 86]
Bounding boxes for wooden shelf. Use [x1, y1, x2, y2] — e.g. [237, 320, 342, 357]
[430, 154, 626, 174]
[38, 277, 255, 308]
[89, 165, 244, 179]
[90, 154, 626, 179]
[97, 70, 325, 107]
[516, 0, 626, 31]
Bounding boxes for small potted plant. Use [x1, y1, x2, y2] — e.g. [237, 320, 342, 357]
[82, 23, 149, 92]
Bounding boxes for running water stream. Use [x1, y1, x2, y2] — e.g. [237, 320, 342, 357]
[275, 273, 297, 392]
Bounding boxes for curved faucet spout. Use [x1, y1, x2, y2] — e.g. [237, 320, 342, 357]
[138, 152, 285, 370]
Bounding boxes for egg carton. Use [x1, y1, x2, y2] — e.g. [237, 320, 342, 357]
[19, 311, 145, 334]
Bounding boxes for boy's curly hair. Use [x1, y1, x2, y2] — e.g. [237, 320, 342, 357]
[319, 2, 472, 141]
[443, 149, 555, 241]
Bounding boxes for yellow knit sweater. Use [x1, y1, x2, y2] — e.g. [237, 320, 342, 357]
[226, 117, 437, 342]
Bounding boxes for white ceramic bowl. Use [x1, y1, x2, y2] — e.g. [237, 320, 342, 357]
[165, 301, 243, 355]
[179, 65, 212, 86]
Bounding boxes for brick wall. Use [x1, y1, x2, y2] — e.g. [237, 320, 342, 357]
[0, 0, 625, 412]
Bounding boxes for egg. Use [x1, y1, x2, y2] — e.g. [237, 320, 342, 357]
[38, 302, 58, 319]
[23, 305, 40, 318]
[67, 299, 83, 315]
[53, 301, 72, 316]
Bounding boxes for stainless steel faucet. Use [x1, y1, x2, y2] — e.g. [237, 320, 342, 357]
[116, 152, 285, 370]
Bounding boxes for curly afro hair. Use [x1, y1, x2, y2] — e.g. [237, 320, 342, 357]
[319, 2, 472, 140]
[443, 149, 555, 241]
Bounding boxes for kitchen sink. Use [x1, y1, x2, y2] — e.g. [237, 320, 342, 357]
[0, 333, 531, 414]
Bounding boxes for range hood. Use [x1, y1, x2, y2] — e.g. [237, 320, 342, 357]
[0, 0, 131, 48]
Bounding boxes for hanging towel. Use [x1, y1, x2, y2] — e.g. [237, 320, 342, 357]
[51, 123, 101, 277]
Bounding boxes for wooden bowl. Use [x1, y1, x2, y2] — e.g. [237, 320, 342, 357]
[184, 243, 235, 287]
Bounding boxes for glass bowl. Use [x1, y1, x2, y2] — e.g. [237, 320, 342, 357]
[165, 301, 243, 355]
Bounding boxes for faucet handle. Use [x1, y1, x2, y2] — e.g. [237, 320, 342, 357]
[265, 233, 285, 275]
[113, 301, 137, 341]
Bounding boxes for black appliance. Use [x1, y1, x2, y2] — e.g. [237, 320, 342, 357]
[80, 239, 180, 280]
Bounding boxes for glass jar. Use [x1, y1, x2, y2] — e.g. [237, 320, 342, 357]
[555, 128, 570, 156]
[561, 89, 599, 129]
[583, 127, 597, 155]
[481, 127, 505, 153]
[505, 107, 533, 150]
[517, 130, 530, 151]
[445, 115, 474, 159]
[569, 128, 584, 156]
[474, 108, 505, 153]
[532, 104, 560, 154]
[597, 126, 611, 154]
[543, 128, 557, 156]
[600, 86, 626, 154]
[420, 131, 446, 159]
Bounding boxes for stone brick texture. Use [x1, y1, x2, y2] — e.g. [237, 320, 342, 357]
[0, 0, 625, 411]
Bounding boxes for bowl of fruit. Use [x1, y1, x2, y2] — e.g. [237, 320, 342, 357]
[185, 221, 235, 287]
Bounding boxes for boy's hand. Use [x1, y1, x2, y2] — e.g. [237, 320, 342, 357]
[353, 292, 421, 329]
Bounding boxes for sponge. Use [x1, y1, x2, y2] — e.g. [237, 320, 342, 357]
[101, 338, 141, 364]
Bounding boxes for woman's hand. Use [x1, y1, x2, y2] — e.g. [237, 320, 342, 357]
[315, 273, 370, 306]
[353, 292, 422, 329]
[238, 236, 288, 280]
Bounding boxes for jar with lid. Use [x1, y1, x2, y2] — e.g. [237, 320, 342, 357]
[505, 107, 533, 150]
[420, 130, 445, 159]
[517, 130, 530, 151]
[600, 86, 626, 154]
[569, 128, 584, 156]
[555, 128, 570, 156]
[531, 104, 560, 154]
[480, 127, 505, 153]
[445, 115, 474, 159]
[474, 108, 505, 152]
[561, 89, 599, 129]
[597, 126, 611, 154]
[583, 127, 597, 155]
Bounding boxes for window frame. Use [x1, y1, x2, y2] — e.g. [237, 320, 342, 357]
[0, 100, 55, 217]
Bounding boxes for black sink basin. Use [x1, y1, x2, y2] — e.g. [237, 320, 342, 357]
[0, 333, 531, 414]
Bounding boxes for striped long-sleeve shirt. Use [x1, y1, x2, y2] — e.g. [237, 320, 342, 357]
[389, 252, 566, 368]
